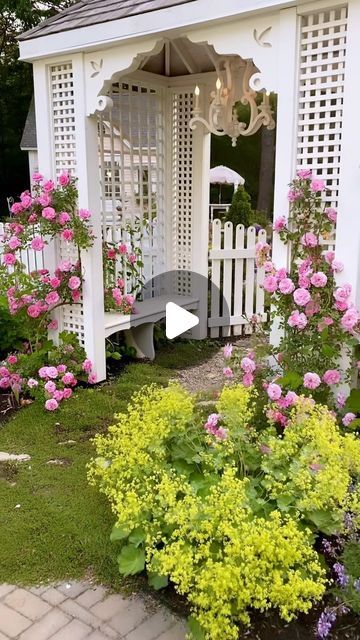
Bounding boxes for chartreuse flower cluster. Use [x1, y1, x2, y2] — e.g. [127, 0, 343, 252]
[88, 384, 340, 640]
[261, 398, 360, 531]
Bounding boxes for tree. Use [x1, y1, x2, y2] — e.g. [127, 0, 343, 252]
[0, 1, 75, 214]
[225, 186, 253, 228]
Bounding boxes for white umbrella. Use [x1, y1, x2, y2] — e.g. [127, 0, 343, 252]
[210, 165, 245, 203]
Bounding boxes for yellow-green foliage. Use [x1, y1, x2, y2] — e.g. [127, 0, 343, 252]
[261, 398, 360, 519]
[89, 385, 327, 640]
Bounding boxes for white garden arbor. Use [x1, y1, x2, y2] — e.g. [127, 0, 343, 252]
[18, 0, 360, 381]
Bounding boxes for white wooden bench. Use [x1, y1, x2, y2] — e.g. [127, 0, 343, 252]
[104, 294, 199, 360]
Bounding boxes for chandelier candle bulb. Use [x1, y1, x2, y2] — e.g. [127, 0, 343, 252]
[194, 85, 200, 111]
[215, 77, 222, 104]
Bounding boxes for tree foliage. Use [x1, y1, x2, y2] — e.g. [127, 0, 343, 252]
[0, 1, 75, 215]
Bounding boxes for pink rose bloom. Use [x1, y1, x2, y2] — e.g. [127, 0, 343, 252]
[78, 208, 91, 220]
[334, 284, 352, 303]
[57, 364, 67, 373]
[71, 290, 81, 303]
[63, 388, 73, 400]
[223, 367, 234, 379]
[42, 206, 56, 220]
[223, 343, 233, 359]
[62, 372, 75, 385]
[28, 214, 38, 223]
[279, 278, 295, 295]
[107, 248, 117, 260]
[88, 373, 97, 384]
[27, 304, 42, 318]
[68, 276, 81, 290]
[285, 391, 298, 407]
[343, 413, 356, 427]
[21, 195, 32, 209]
[293, 288, 311, 306]
[241, 357, 256, 374]
[128, 253, 137, 264]
[45, 398, 59, 411]
[273, 216, 286, 232]
[59, 211, 71, 225]
[325, 207, 337, 223]
[303, 372, 321, 389]
[47, 367, 59, 379]
[276, 268, 288, 281]
[7, 355, 17, 365]
[39, 367, 50, 379]
[242, 373, 254, 387]
[38, 194, 52, 207]
[264, 261, 274, 273]
[61, 229, 74, 242]
[298, 274, 311, 289]
[117, 278, 125, 289]
[311, 179, 326, 192]
[267, 383, 282, 401]
[45, 380, 56, 394]
[53, 390, 64, 402]
[323, 369, 341, 385]
[10, 202, 23, 215]
[305, 299, 320, 317]
[288, 189, 302, 202]
[58, 172, 70, 186]
[58, 260, 73, 272]
[301, 232, 318, 248]
[297, 168, 312, 179]
[48, 319, 58, 331]
[3, 253, 17, 266]
[335, 300, 348, 312]
[27, 378, 38, 389]
[118, 243, 127, 254]
[50, 277, 61, 289]
[337, 392, 347, 408]
[8, 236, 22, 250]
[310, 272, 327, 288]
[82, 359, 93, 374]
[32, 172, 43, 182]
[45, 291, 60, 306]
[43, 179, 55, 192]
[31, 236, 45, 252]
[125, 294, 134, 306]
[341, 307, 359, 331]
[298, 258, 312, 274]
[263, 275, 278, 293]
[288, 310, 307, 329]
[318, 316, 334, 332]
[0, 367, 9, 377]
[331, 260, 344, 273]
[324, 250, 335, 264]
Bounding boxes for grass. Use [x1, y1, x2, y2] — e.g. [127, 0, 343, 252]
[0, 340, 218, 588]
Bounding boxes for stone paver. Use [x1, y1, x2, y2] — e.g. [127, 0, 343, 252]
[0, 582, 186, 640]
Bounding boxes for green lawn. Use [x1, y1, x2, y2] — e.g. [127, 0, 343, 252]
[0, 341, 217, 587]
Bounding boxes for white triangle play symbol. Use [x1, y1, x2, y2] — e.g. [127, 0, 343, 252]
[166, 302, 199, 339]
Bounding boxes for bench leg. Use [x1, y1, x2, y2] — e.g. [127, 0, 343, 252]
[124, 323, 155, 360]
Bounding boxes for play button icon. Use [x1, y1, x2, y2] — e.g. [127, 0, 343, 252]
[166, 302, 199, 339]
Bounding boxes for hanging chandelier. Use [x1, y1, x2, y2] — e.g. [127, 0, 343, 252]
[189, 58, 275, 147]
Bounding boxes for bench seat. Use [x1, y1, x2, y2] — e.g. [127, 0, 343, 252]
[104, 294, 199, 360]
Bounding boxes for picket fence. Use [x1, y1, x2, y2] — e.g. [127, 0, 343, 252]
[0, 222, 45, 273]
[208, 219, 267, 337]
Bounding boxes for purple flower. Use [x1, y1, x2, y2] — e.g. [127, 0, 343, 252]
[317, 609, 337, 639]
[333, 562, 349, 587]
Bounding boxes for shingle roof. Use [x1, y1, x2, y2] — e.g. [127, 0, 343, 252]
[20, 97, 37, 150]
[19, 0, 196, 41]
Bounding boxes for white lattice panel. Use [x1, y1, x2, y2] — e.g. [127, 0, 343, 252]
[98, 79, 165, 293]
[50, 62, 84, 343]
[171, 89, 193, 295]
[297, 6, 348, 212]
[50, 63, 76, 175]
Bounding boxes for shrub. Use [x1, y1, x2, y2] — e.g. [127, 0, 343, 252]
[89, 384, 343, 639]
[225, 186, 253, 228]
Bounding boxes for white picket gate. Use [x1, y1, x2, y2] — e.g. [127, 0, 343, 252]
[0, 222, 45, 274]
[208, 219, 267, 337]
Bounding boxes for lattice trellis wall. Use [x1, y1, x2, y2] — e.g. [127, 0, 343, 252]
[97, 79, 166, 293]
[297, 6, 348, 218]
[171, 89, 194, 295]
[50, 62, 85, 344]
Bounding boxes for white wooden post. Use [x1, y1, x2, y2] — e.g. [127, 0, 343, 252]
[72, 54, 106, 381]
[334, 0, 360, 309]
[270, 7, 299, 346]
[191, 125, 211, 339]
